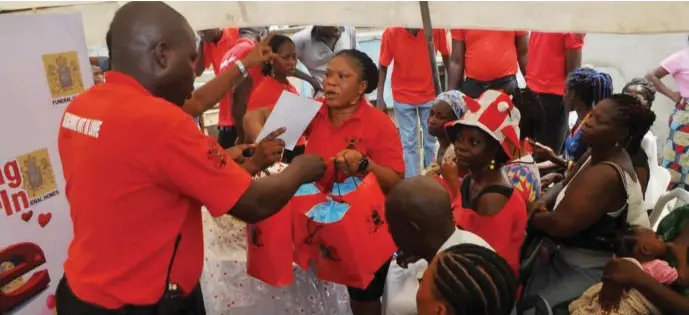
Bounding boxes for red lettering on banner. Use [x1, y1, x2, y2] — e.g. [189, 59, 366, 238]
[0, 159, 30, 216]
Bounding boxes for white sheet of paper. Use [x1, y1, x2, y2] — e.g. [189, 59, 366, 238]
[255, 90, 322, 150]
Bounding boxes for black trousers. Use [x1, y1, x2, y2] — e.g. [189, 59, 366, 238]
[460, 75, 519, 98]
[532, 93, 569, 159]
[217, 126, 238, 150]
[56, 276, 203, 315]
[346, 258, 392, 301]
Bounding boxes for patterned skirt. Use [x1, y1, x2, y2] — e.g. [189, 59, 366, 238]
[662, 98, 689, 188]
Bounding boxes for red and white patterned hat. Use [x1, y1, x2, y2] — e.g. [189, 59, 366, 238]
[445, 90, 521, 158]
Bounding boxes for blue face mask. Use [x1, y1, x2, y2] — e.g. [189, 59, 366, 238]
[307, 197, 350, 223]
[295, 183, 321, 196]
[331, 176, 362, 196]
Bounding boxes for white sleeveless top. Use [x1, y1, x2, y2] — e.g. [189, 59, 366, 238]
[555, 157, 650, 268]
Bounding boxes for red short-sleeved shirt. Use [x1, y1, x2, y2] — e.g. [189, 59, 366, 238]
[58, 71, 252, 309]
[217, 38, 264, 127]
[203, 27, 240, 75]
[247, 76, 305, 146]
[450, 29, 527, 82]
[379, 28, 450, 105]
[305, 98, 405, 187]
[526, 32, 585, 96]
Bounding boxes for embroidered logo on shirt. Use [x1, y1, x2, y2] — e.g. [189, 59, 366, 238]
[206, 139, 228, 169]
[41, 51, 84, 106]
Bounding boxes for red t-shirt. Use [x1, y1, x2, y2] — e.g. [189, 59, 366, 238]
[203, 27, 239, 75]
[305, 98, 405, 187]
[58, 71, 252, 309]
[247, 76, 305, 146]
[217, 38, 263, 127]
[379, 28, 450, 105]
[450, 29, 527, 82]
[452, 188, 526, 276]
[526, 32, 586, 96]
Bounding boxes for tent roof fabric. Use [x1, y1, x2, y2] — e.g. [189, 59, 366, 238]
[1, 1, 688, 45]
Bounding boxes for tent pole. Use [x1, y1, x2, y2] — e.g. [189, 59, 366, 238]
[419, 1, 442, 95]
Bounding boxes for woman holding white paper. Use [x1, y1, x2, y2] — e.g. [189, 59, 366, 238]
[245, 34, 308, 163]
[245, 49, 405, 315]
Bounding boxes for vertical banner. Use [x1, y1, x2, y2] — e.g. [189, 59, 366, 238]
[0, 13, 92, 315]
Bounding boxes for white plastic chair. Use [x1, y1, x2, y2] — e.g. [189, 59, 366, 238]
[650, 187, 689, 230]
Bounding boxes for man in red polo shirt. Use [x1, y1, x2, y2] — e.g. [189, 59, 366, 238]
[448, 29, 528, 98]
[215, 27, 267, 148]
[54, 3, 325, 315]
[196, 27, 239, 76]
[526, 32, 585, 156]
[376, 27, 450, 178]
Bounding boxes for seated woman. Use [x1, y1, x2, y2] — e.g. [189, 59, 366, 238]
[245, 49, 405, 315]
[430, 89, 541, 203]
[243, 34, 305, 163]
[535, 68, 613, 173]
[445, 89, 528, 275]
[622, 77, 658, 195]
[601, 207, 689, 315]
[425, 91, 466, 196]
[416, 244, 518, 315]
[524, 94, 655, 308]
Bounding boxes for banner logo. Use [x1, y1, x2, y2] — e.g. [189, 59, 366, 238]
[42, 51, 84, 106]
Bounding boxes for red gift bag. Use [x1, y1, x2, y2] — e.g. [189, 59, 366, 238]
[246, 202, 294, 286]
[291, 184, 328, 269]
[297, 174, 396, 289]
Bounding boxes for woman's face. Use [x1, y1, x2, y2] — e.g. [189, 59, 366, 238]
[272, 41, 297, 77]
[323, 55, 366, 108]
[417, 258, 448, 315]
[428, 101, 457, 138]
[634, 227, 668, 258]
[580, 99, 623, 148]
[453, 125, 499, 170]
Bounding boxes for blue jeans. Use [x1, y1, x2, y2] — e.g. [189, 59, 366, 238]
[393, 101, 437, 178]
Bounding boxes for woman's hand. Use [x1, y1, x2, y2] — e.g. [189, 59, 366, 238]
[245, 128, 286, 172]
[241, 33, 276, 69]
[602, 258, 648, 287]
[332, 149, 364, 177]
[599, 280, 625, 314]
[527, 138, 557, 162]
[440, 159, 459, 181]
[226, 143, 256, 164]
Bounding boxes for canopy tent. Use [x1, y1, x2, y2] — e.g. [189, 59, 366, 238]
[2, 1, 689, 46]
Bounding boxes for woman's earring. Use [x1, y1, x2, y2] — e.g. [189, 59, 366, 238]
[489, 160, 495, 170]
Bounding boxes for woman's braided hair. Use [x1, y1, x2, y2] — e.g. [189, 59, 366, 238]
[622, 77, 656, 108]
[431, 244, 517, 315]
[567, 67, 613, 108]
[607, 93, 657, 155]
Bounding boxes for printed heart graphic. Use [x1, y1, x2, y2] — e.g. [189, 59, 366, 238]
[21, 210, 34, 222]
[38, 213, 52, 228]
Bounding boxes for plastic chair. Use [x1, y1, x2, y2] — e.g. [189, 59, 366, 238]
[650, 187, 689, 230]
[517, 294, 553, 315]
[644, 166, 671, 212]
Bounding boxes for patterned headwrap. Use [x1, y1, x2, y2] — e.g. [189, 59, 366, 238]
[436, 90, 468, 119]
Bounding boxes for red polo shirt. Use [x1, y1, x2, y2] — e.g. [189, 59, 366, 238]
[58, 71, 252, 309]
[305, 98, 405, 187]
[450, 29, 527, 82]
[217, 38, 264, 127]
[247, 76, 305, 146]
[203, 27, 239, 75]
[526, 32, 586, 96]
[379, 28, 450, 105]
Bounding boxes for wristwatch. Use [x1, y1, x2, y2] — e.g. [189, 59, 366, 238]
[234, 60, 248, 78]
[357, 156, 370, 174]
